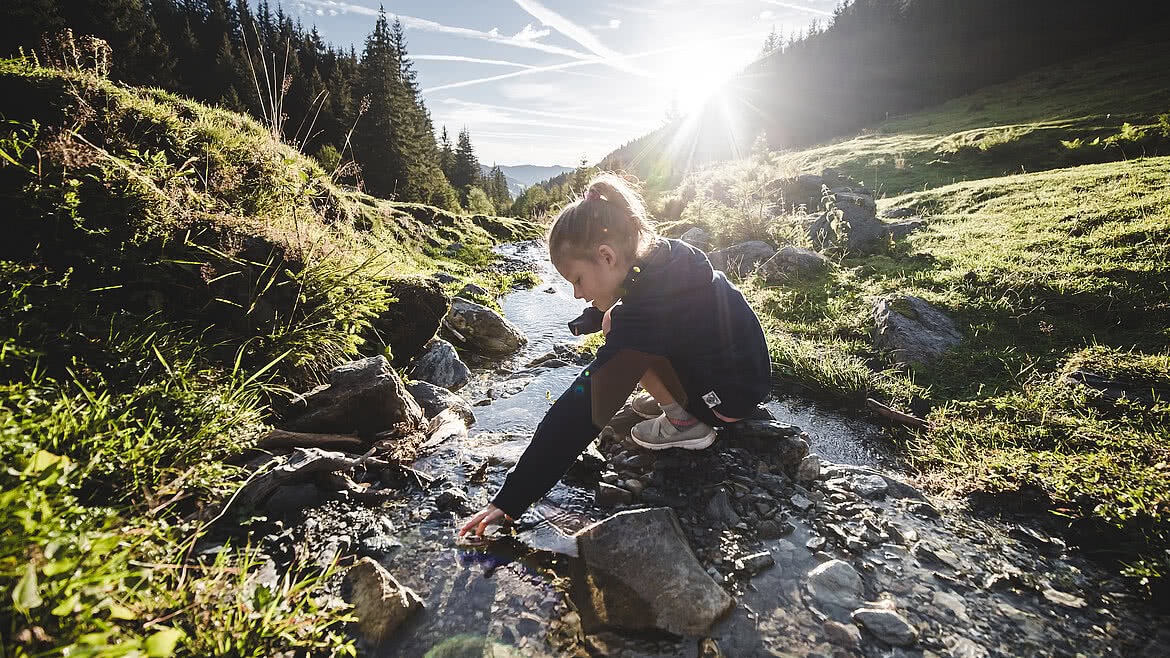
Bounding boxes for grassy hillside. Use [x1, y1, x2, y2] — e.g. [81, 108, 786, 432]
[659, 41, 1170, 589]
[783, 38, 1170, 196]
[0, 58, 538, 656]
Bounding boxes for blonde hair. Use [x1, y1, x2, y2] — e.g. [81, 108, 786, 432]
[547, 173, 657, 265]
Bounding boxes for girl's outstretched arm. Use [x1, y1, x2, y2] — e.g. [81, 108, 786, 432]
[458, 503, 509, 537]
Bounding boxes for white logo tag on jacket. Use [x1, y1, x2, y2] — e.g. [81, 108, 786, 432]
[702, 390, 722, 408]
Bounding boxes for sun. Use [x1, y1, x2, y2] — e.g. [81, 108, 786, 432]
[660, 48, 739, 117]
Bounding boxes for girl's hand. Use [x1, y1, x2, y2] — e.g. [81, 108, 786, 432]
[458, 504, 511, 537]
[602, 305, 614, 336]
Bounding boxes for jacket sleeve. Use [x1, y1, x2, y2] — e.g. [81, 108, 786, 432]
[489, 344, 658, 518]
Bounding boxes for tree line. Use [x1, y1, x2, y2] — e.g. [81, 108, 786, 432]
[1, 0, 511, 214]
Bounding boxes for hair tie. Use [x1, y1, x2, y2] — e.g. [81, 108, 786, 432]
[584, 188, 601, 201]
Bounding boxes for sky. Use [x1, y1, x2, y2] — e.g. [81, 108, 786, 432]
[284, 0, 837, 166]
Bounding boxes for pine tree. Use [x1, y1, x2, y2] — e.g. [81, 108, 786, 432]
[452, 127, 481, 204]
[352, 7, 404, 198]
[439, 126, 455, 181]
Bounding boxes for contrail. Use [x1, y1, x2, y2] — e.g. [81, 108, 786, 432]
[512, 0, 647, 76]
[761, 0, 835, 17]
[438, 98, 648, 128]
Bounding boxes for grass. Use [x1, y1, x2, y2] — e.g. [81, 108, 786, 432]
[721, 156, 1170, 590]
[0, 57, 539, 655]
[780, 37, 1170, 196]
[661, 36, 1170, 587]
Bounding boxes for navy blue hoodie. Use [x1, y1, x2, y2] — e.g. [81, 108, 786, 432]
[491, 238, 771, 518]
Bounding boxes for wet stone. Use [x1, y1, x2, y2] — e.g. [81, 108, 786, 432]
[851, 607, 918, 647]
[1042, 588, 1087, 608]
[597, 482, 633, 507]
[735, 551, 776, 575]
[806, 559, 864, 612]
[807, 536, 827, 551]
[797, 454, 821, 482]
[850, 474, 889, 499]
[758, 519, 795, 539]
[823, 619, 862, 650]
[791, 493, 814, 512]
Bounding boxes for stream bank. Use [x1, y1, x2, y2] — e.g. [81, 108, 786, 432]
[250, 241, 1168, 657]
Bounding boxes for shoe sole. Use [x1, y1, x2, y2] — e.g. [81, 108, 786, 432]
[630, 427, 717, 451]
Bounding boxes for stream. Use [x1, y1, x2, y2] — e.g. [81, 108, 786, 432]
[291, 241, 1168, 657]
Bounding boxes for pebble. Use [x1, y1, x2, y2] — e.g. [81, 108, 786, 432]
[806, 536, 827, 551]
[1042, 588, 1087, 608]
[797, 454, 821, 481]
[823, 619, 861, 649]
[735, 551, 775, 575]
[758, 520, 794, 539]
[624, 478, 645, 495]
[851, 607, 918, 647]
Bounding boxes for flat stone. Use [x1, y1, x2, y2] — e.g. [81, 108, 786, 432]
[791, 493, 814, 512]
[932, 590, 970, 622]
[1042, 588, 1086, 608]
[574, 508, 734, 636]
[409, 338, 470, 392]
[706, 489, 741, 527]
[342, 558, 423, 646]
[851, 607, 918, 647]
[945, 635, 990, 658]
[850, 474, 889, 499]
[806, 559, 864, 611]
[407, 380, 475, 427]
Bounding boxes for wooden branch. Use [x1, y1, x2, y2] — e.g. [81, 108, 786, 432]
[257, 429, 367, 452]
[866, 397, 928, 429]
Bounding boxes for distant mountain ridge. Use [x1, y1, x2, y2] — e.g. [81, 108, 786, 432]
[481, 164, 575, 198]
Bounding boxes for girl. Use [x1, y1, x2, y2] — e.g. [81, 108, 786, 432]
[459, 173, 771, 537]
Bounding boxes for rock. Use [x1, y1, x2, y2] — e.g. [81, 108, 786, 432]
[707, 241, 776, 278]
[735, 551, 775, 575]
[908, 501, 940, 518]
[623, 478, 645, 496]
[932, 590, 970, 622]
[574, 508, 734, 635]
[432, 272, 460, 285]
[1042, 588, 1086, 608]
[873, 295, 962, 367]
[698, 637, 724, 658]
[446, 297, 528, 356]
[823, 619, 862, 650]
[881, 207, 917, 219]
[760, 245, 830, 282]
[851, 607, 918, 647]
[806, 536, 826, 551]
[407, 380, 475, 427]
[797, 454, 821, 482]
[757, 520, 793, 539]
[262, 483, 321, 515]
[435, 487, 470, 513]
[458, 282, 490, 298]
[596, 482, 633, 507]
[706, 489, 741, 527]
[364, 277, 449, 364]
[342, 558, 423, 646]
[833, 190, 877, 213]
[913, 543, 961, 570]
[283, 356, 425, 440]
[543, 286, 556, 293]
[409, 338, 471, 392]
[680, 227, 711, 251]
[887, 218, 927, 241]
[945, 635, 990, 658]
[724, 421, 807, 475]
[806, 559, 864, 612]
[850, 474, 889, 499]
[790, 493, 814, 512]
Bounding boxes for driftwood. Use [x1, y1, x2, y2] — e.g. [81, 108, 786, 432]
[421, 408, 469, 450]
[226, 447, 377, 512]
[866, 398, 928, 429]
[257, 429, 368, 452]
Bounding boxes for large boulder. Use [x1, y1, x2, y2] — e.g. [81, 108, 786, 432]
[760, 245, 830, 282]
[765, 174, 826, 211]
[573, 508, 734, 636]
[808, 201, 890, 255]
[873, 295, 963, 367]
[707, 241, 776, 278]
[445, 297, 527, 356]
[680, 227, 711, 251]
[364, 277, 449, 364]
[342, 558, 423, 646]
[407, 380, 475, 428]
[283, 356, 425, 439]
[410, 338, 470, 391]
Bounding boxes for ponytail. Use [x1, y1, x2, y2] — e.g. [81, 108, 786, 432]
[547, 173, 657, 264]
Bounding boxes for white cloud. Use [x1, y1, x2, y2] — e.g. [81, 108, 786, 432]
[609, 19, 622, 29]
[315, 8, 324, 16]
[512, 0, 646, 75]
[759, 10, 775, 21]
[511, 23, 551, 42]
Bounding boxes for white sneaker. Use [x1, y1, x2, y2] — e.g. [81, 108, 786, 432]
[630, 414, 716, 451]
[630, 391, 662, 419]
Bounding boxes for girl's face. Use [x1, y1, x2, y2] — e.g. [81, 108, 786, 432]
[554, 244, 628, 311]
